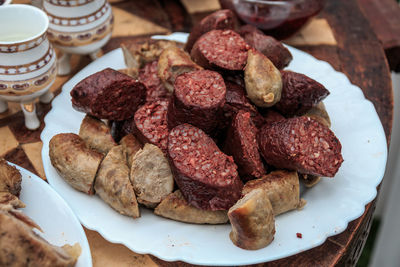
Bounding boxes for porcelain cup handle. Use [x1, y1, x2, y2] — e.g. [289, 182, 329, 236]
[21, 102, 40, 130]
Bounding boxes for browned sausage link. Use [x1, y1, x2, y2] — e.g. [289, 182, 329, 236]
[158, 47, 202, 93]
[224, 110, 266, 180]
[94, 146, 140, 218]
[275, 70, 330, 116]
[239, 24, 292, 69]
[190, 30, 249, 71]
[167, 70, 226, 135]
[168, 124, 243, 211]
[131, 143, 174, 208]
[119, 134, 142, 168]
[258, 116, 343, 177]
[0, 158, 22, 197]
[154, 190, 229, 224]
[185, 9, 237, 53]
[228, 189, 275, 250]
[70, 68, 146, 120]
[49, 133, 103, 194]
[243, 170, 303, 215]
[222, 81, 265, 129]
[133, 99, 169, 153]
[138, 61, 170, 102]
[244, 49, 282, 107]
[79, 115, 116, 154]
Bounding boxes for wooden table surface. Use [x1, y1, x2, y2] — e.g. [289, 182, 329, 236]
[3, 0, 395, 266]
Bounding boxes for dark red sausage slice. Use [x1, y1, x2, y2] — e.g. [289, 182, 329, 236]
[262, 109, 285, 125]
[258, 116, 343, 177]
[168, 124, 243, 210]
[185, 9, 237, 53]
[190, 30, 249, 71]
[167, 70, 226, 134]
[275, 71, 330, 116]
[132, 100, 169, 153]
[238, 25, 292, 70]
[138, 61, 170, 102]
[71, 68, 146, 120]
[222, 81, 265, 129]
[224, 110, 266, 180]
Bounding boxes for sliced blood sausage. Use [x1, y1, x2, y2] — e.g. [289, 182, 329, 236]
[133, 99, 169, 153]
[157, 47, 202, 93]
[190, 30, 249, 71]
[224, 110, 265, 180]
[262, 109, 285, 125]
[168, 124, 243, 210]
[167, 70, 226, 134]
[239, 25, 292, 69]
[275, 70, 330, 116]
[258, 116, 343, 177]
[185, 9, 237, 53]
[138, 61, 170, 102]
[70, 68, 146, 120]
[222, 81, 265, 129]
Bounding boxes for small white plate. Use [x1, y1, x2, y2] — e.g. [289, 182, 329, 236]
[14, 163, 92, 267]
[41, 33, 387, 265]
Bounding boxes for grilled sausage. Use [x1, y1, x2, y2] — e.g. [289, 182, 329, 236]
[242, 170, 305, 215]
[154, 190, 229, 224]
[228, 189, 275, 250]
[244, 49, 282, 107]
[79, 115, 116, 154]
[95, 146, 140, 218]
[49, 133, 103, 194]
[119, 134, 142, 168]
[130, 143, 174, 208]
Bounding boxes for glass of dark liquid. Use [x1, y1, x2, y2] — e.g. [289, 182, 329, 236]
[220, 0, 325, 40]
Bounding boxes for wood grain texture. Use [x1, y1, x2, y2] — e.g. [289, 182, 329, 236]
[358, 0, 400, 72]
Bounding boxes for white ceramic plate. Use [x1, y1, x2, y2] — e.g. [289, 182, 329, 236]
[40, 33, 387, 265]
[13, 163, 92, 267]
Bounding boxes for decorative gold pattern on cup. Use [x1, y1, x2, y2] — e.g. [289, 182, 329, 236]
[47, 14, 113, 47]
[0, 34, 47, 53]
[0, 62, 57, 96]
[47, 0, 95, 6]
[0, 46, 54, 75]
[45, 2, 108, 26]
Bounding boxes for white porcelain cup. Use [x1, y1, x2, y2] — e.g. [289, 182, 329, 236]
[0, 4, 56, 130]
[43, 0, 114, 75]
